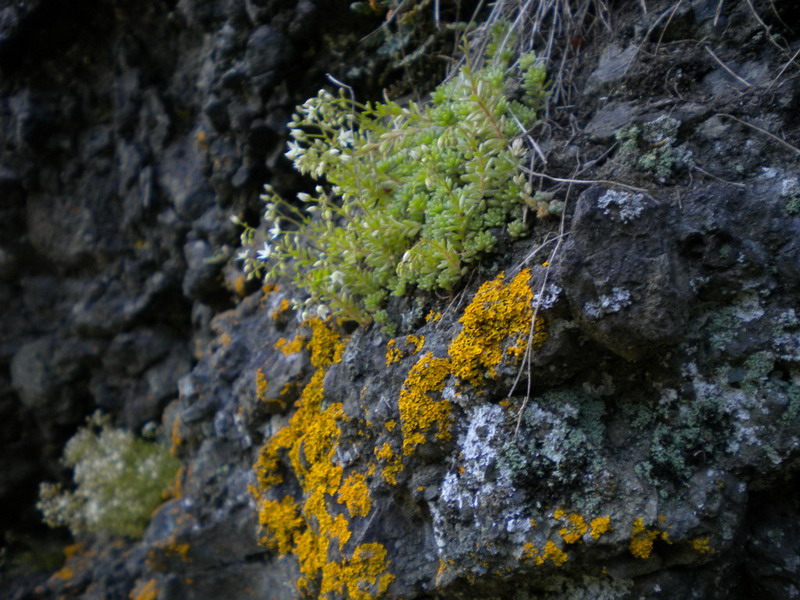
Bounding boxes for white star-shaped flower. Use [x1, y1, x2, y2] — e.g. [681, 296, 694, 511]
[256, 243, 272, 261]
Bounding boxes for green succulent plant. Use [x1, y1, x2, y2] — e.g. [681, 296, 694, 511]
[238, 47, 546, 328]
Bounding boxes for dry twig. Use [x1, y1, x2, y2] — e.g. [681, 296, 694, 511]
[718, 113, 800, 155]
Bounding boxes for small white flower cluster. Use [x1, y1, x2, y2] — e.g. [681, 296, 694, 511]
[37, 412, 179, 538]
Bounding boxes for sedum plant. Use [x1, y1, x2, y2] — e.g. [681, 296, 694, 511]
[239, 49, 546, 328]
[37, 413, 180, 539]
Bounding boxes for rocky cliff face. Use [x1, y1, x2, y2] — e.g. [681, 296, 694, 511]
[2, 0, 800, 599]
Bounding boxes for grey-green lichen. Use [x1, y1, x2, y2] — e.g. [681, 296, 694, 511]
[615, 115, 694, 183]
[501, 389, 607, 497]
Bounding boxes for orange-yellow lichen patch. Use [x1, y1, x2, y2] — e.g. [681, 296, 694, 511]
[252, 319, 393, 599]
[589, 516, 611, 540]
[170, 415, 182, 457]
[256, 368, 269, 401]
[272, 297, 292, 320]
[448, 269, 545, 387]
[629, 517, 669, 559]
[384, 420, 397, 432]
[338, 473, 371, 518]
[254, 424, 293, 488]
[425, 310, 442, 323]
[219, 332, 232, 347]
[538, 541, 568, 566]
[130, 578, 158, 600]
[556, 512, 588, 544]
[163, 465, 185, 500]
[233, 275, 248, 297]
[262, 283, 280, 296]
[524, 540, 568, 567]
[64, 543, 83, 560]
[385, 339, 402, 366]
[690, 537, 712, 554]
[407, 334, 425, 354]
[259, 496, 303, 554]
[51, 566, 74, 580]
[276, 335, 306, 356]
[521, 542, 538, 561]
[398, 352, 453, 456]
[374, 443, 403, 485]
[306, 318, 347, 368]
[385, 335, 425, 366]
[321, 543, 395, 600]
[147, 535, 189, 571]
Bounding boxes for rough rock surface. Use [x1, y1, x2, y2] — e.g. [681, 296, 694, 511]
[2, 0, 800, 599]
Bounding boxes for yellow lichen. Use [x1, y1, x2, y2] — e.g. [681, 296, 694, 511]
[521, 542, 538, 561]
[233, 275, 248, 297]
[448, 269, 545, 387]
[533, 540, 569, 567]
[425, 310, 442, 323]
[259, 496, 303, 554]
[163, 465, 184, 500]
[385, 335, 425, 366]
[252, 320, 393, 599]
[557, 512, 588, 544]
[387, 271, 547, 476]
[690, 537, 712, 554]
[321, 543, 395, 600]
[385, 339, 402, 366]
[276, 335, 306, 356]
[130, 579, 158, 600]
[629, 517, 669, 559]
[256, 368, 269, 402]
[338, 473, 371, 518]
[398, 352, 453, 456]
[406, 334, 425, 354]
[272, 297, 292, 320]
[168, 542, 189, 560]
[374, 443, 403, 485]
[64, 543, 83, 559]
[589, 516, 612, 540]
[384, 420, 397, 432]
[52, 566, 74, 580]
[306, 318, 347, 368]
[170, 415, 182, 457]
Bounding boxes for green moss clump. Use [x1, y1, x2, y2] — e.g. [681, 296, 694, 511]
[238, 50, 546, 326]
[37, 413, 180, 539]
